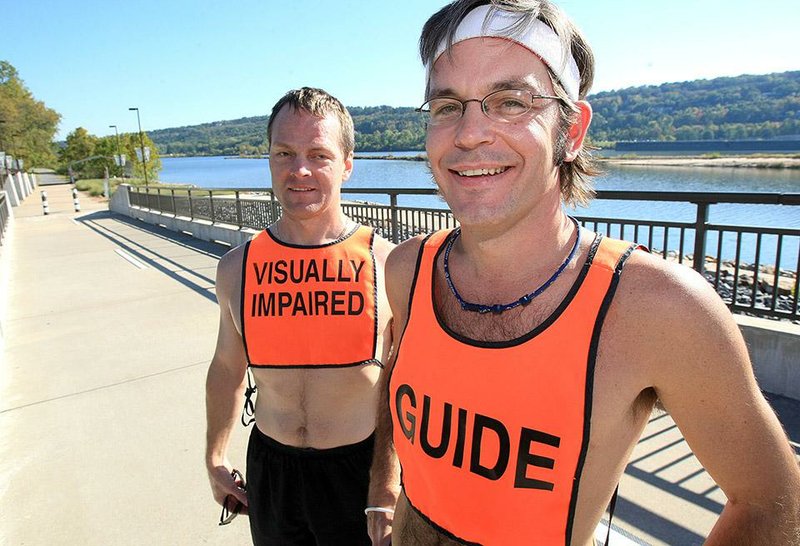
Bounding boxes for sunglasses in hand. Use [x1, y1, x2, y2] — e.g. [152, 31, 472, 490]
[219, 469, 246, 526]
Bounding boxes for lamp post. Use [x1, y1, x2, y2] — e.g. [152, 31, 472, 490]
[108, 124, 122, 163]
[108, 124, 123, 179]
[0, 119, 7, 179]
[128, 107, 149, 185]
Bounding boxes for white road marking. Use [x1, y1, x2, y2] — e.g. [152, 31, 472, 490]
[114, 248, 149, 269]
[595, 521, 650, 545]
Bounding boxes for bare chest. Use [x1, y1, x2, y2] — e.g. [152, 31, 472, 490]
[251, 365, 381, 447]
[433, 265, 572, 343]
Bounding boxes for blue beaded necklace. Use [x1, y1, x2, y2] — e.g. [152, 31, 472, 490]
[443, 217, 581, 314]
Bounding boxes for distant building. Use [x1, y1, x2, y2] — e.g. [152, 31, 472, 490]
[615, 139, 800, 153]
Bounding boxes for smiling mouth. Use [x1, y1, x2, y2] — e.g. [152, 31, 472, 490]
[455, 167, 509, 177]
[288, 187, 315, 192]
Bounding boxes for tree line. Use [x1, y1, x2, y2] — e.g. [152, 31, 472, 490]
[148, 71, 799, 155]
[2, 60, 797, 175]
[0, 61, 60, 168]
[58, 127, 162, 180]
[0, 60, 162, 179]
[589, 71, 800, 143]
[150, 105, 428, 156]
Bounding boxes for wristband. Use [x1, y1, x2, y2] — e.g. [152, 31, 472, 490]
[364, 506, 395, 516]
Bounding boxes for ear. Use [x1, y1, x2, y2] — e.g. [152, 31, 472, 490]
[342, 152, 354, 182]
[563, 100, 592, 163]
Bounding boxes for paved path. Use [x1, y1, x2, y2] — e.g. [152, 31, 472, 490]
[1, 177, 798, 545]
[1, 177, 251, 545]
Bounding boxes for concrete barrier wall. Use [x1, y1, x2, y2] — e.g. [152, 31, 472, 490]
[128, 207, 257, 247]
[108, 183, 131, 213]
[110, 185, 800, 401]
[15, 172, 27, 200]
[3, 174, 20, 206]
[110, 185, 256, 248]
[1, 190, 13, 221]
[735, 315, 800, 400]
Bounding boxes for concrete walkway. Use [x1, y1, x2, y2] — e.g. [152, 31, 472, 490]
[1, 177, 798, 545]
[1, 176, 251, 545]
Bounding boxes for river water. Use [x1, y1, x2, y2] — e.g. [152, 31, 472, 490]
[159, 155, 800, 268]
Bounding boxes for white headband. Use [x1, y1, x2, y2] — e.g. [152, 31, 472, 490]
[426, 4, 581, 101]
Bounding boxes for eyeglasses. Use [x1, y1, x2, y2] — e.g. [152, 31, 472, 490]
[218, 469, 246, 526]
[417, 88, 568, 126]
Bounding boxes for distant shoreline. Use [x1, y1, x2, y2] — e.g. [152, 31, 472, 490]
[599, 155, 800, 169]
[354, 154, 426, 161]
[219, 154, 429, 162]
[171, 153, 800, 169]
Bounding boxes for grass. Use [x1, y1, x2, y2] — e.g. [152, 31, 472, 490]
[74, 177, 188, 197]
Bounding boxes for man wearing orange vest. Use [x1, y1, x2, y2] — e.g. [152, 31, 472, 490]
[206, 87, 393, 545]
[367, 2, 800, 545]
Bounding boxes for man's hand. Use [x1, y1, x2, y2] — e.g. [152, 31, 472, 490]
[208, 462, 249, 514]
[368, 510, 393, 546]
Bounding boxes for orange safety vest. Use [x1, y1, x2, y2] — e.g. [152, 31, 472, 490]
[241, 225, 378, 368]
[389, 230, 637, 545]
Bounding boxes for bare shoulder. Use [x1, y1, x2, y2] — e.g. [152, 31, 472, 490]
[370, 232, 396, 267]
[215, 242, 247, 303]
[385, 234, 427, 303]
[609, 249, 751, 384]
[616, 249, 736, 332]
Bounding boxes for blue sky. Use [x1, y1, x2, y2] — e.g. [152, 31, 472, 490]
[3, 0, 798, 140]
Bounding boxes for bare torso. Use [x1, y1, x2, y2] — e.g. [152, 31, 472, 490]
[250, 365, 383, 447]
[226, 232, 393, 449]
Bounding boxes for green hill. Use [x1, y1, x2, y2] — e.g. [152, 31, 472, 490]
[590, 71, 800, 142]
[149, 71, 799, 156]
[150, 106, 427, 156]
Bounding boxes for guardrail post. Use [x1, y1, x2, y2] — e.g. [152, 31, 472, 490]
[209, 190, 215, 223]
[235, 190, 243, 228]
[171, 188, 176, 216]
[188, 188, 194, 220]
[693, 201, 710, 275]
[72, 188, 81, 212]
[269, 190, 280, 225]
[390, 193, 399, 244]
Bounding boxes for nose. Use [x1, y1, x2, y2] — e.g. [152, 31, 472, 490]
[453, 101, 494, 150]
[289, 157, 312, 178]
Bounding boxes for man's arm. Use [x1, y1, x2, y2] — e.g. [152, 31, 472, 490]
[368, 237, 423, 546]
[618, 253, 800, 544]
[367, 335, 402, 546]
[205, 247, 249, 510]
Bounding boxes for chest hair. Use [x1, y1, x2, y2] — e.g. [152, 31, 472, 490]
[433, 264, 570, 343]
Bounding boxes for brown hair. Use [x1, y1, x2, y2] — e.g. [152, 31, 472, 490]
[267, 87, 355, 157]
[420, 0, 598, 207]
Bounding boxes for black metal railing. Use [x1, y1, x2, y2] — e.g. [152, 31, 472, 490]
[127, 185, 800, 321]
[0, 192, 9, 248]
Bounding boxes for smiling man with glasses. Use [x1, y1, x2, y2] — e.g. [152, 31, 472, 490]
[366, 1, 800, 545]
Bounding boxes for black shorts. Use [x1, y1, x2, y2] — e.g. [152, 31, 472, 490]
[246, 426, 373, 546]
